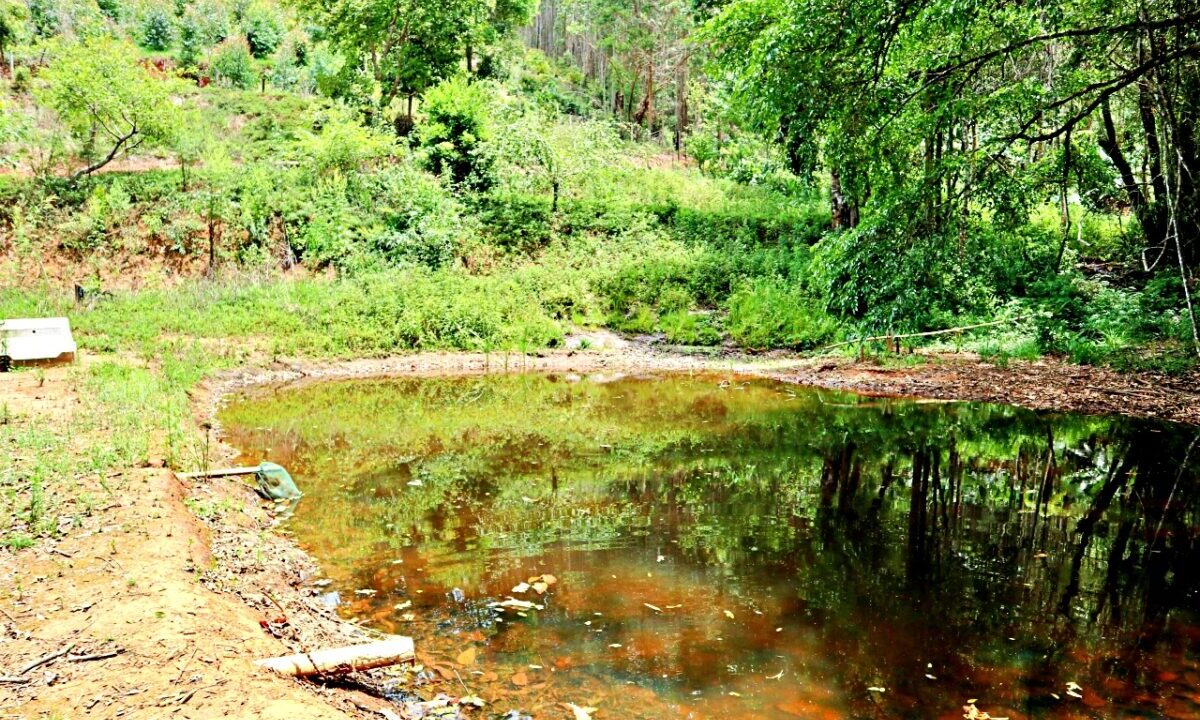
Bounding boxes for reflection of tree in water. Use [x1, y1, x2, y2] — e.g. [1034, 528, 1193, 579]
[223, 375, 1200, 718]
[803, 417, 1200, 716]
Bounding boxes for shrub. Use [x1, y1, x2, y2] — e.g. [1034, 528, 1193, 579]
[190, 0, 228, 45]
[726, 278, 837, 349]
[371, 167, 471, 270]
[476, 192, 552, 253]
[242, 3, 282, 58]
[298, 108, 393, 178]
[140, 8, 174, 51]
[418, 77, 494, 190]
[211, 37, 255, 88]
[27, 0, 59, 37]
[177, 12, 204, 66]
[95, 0, 120, 21]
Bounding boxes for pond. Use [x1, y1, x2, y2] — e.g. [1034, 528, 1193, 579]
[219, 372, 1200, 720]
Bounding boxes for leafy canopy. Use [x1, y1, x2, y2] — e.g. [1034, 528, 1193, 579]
[36, 38, 184, 178]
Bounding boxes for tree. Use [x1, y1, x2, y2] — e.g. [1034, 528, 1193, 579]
[296, 0, 475, 115]
[243, 3, 283, 58]
[211, 36, 256, 88]
[37, 38, 183, 180]
[702, 0, 1200, 347]
[498, 107, 617, 212]
[177, 11, 204, 66]
[704, 0, 1200, 259]
[140, 8, 174, 50]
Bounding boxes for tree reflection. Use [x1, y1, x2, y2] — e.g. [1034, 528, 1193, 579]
[220, 374, 1200, 718]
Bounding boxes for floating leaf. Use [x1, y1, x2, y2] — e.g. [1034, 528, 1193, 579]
[456, 647, 477, 666]
[459, 696, 485, 707]
[644, 603, 663, 613]
[532, 582, 549, 594]
[868, 686, 886, 693]
[512, 582, 531, 593]
[511, 672, 529, 687]
[723, 610, 735, 619]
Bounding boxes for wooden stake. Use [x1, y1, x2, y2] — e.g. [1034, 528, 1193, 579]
[256, 637, 415, 677]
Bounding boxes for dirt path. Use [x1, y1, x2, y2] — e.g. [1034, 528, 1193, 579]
[2, 344, 1198, 719]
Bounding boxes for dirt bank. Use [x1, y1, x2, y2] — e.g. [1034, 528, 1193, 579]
[2, 344, 1197, 719]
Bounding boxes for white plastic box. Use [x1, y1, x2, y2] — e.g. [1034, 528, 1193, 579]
[0, 317, 78, 364]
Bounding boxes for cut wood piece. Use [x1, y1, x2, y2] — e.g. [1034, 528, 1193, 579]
[256, 637, 415, 677]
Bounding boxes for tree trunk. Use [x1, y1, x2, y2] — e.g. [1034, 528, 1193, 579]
[674, 55, 688, 155]
[830, 169, 859, 229]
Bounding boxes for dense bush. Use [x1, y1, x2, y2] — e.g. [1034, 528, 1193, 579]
[727, 278, 837, 349]
[176, 12, 204, 66]
[418, 77, 494, 190]
[140, 8, 174, 50]
[211, 37, 255, 88]
[242, 4, 283, 58]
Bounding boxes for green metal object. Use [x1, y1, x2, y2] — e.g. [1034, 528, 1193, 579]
[255, 461, 302, 501]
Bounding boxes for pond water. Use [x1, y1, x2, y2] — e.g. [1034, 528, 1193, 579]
[220, 372, 1200, 720]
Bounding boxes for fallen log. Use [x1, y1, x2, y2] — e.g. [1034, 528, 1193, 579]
[256, 637, 415, 677]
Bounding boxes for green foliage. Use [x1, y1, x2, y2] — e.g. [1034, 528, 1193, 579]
[140, 8, 174, 50]
[418, 77, 494, 190]
[188, 0, 228, 45]
[211, 36, 256, 88]
[36, 38, 183, 177]
[242, 3, 282, 58]
[26, 0, 60, 37]
[297, 0, 476, 106]
[298, 107, 393, 177]
[0, 0, 28, 51]
[371, 165, 471, 270]
[95, 0, 120, 19]
[726, 277, 837, 349]
[176, 11, 204, 66]
[494, 106, 619, 211]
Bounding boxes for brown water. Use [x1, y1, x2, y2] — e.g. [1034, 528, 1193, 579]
[219, 372, 1200, 719]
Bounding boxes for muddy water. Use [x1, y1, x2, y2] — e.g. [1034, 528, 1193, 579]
[220, 373, 1200, 720]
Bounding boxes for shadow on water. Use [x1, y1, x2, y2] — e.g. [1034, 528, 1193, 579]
[220, 373, 1200, 720]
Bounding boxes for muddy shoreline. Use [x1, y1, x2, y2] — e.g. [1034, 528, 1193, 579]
[202, 345, 1200, 430]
